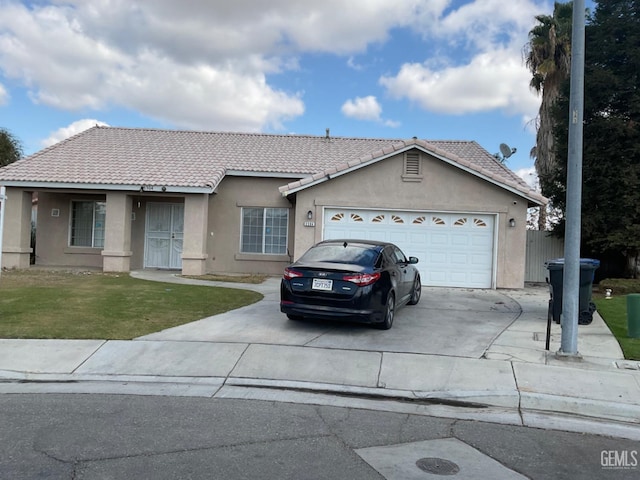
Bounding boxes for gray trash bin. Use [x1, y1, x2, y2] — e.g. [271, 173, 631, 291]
[545, 258, 600, 325]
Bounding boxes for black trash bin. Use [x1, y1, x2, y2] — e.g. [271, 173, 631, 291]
[545, 258, 600, 325]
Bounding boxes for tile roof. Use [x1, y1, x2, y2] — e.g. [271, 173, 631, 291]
[0, 126, 545, 204]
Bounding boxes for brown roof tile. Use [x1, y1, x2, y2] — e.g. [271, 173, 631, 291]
[0, 126, 545, 204]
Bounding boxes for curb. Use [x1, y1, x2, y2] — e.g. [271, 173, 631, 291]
[2, 371, 639, 441]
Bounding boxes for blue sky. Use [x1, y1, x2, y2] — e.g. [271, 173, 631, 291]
[0, 1, 594, 187]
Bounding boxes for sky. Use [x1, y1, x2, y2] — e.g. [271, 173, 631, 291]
[0, 1, 595, 188]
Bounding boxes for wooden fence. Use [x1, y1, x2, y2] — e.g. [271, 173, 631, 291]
[525, 230, 564, 283]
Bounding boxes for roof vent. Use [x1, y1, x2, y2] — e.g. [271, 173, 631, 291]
[325, 128, 330, 140]
[405, 152, 420, 175]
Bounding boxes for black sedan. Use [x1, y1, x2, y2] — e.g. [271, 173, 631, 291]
[280, 239, 421, 329]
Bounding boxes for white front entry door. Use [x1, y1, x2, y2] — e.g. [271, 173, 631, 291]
[144, 203, 184, 269]
[323, 208, 495, 288]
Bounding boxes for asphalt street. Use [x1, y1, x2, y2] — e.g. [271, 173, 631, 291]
[2, 272, 639, 479]
[1, 394, 637, 480]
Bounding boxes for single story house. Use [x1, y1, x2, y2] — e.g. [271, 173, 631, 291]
[0, 126, 545, 288]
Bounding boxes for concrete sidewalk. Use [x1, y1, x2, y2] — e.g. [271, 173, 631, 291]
[1, 271, 639, 440]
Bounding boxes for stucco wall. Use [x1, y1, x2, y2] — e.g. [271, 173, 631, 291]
[36, 192, 105, 268]
[206, 176, 294, 275]
[27, 150, 530, 288]
[291, 150, 529, 288]
[35, 192, 187, 270]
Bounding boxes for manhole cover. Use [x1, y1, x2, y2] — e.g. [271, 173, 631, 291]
[416, 457, 460, 475]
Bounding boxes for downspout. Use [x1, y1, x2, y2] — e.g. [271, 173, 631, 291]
[0, 186, 6, 278]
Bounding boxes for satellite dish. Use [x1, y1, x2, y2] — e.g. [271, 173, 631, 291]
[499, 143, 516, 159]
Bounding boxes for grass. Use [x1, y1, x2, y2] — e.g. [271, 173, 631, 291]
[0, 270, 263, 340]
[593, 278, 640, 360]
[181, 273, 268, 284]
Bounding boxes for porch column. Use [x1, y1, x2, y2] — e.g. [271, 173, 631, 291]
[1, 187, 32, 269]
[181, 193, 209, 275]
[101, 192, 132, 272]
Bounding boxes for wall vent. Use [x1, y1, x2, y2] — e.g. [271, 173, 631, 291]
[405, 152, 420, 175]
[403, 152, 423, 181]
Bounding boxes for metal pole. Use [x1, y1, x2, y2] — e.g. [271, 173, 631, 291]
[559, 0, 586, 357]
[0, 186, 6, 280]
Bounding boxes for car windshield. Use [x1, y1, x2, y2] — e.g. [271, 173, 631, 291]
[300, 244, 378, 267]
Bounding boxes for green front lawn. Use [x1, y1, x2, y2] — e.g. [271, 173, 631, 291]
[0, 270, 263, 340]
[594, 293, 640, 361]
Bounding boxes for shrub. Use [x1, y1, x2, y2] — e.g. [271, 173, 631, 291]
[596, 278, 640, 296]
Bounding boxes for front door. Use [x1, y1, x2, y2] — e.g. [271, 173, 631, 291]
[144, 203, 184, 269]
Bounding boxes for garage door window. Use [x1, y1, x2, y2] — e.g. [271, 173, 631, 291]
[241, 207, 288, 254]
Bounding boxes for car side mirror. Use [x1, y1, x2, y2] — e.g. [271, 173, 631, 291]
[408, 256, 419, 264]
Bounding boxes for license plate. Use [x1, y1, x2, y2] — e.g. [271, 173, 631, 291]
[312, 278, 333, 291]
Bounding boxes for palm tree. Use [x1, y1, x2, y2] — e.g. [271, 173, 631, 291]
[525, 2, 573, 229]
[0, 127, 23, 167]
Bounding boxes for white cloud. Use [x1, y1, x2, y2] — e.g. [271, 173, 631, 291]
[423, 0, 547, 50]
[347, 57, 364, 71]
[380, 49, 539, 116]
[515, 166, 540, 190]
[42, 119, 109, 147]
[342, 96, 382, 121]
[341, 95, 400, 128]
[0, 83, 7, 105]
[0, 1, 316, 131]
[0, 0, 445, 132]
[381, 0, 547, 128]
[0, 0, 549, 134]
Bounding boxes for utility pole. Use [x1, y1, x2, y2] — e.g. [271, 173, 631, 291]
[559, 0, 586, 357]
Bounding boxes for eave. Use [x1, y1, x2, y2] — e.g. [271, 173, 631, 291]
[0, 181, 214, 194]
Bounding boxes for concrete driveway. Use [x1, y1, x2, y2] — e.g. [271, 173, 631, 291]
[139, 281, 521, 359]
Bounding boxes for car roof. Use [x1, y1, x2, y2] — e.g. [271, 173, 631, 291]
[316, 239, 393, 249]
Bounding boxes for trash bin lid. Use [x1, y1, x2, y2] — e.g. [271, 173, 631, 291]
[544, 257, 600, 268]
[580, 258, 600, 267]
[545, 257, 565, 267]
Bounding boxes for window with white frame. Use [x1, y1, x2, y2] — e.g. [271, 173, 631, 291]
[70, 201, 106, 248]
[241, 207, 288, 254]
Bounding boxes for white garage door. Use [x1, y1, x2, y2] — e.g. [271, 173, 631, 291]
[323, 208, 495, 288]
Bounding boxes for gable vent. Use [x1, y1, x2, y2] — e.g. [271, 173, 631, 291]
[403, 152, 422, 178]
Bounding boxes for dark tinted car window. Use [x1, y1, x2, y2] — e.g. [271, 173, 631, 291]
[392, 246, 407, 264]
[299, 244, 379, 267]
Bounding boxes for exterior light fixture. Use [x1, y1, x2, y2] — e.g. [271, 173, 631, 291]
[307, 210, 313, 220]
[508, 218, 516, 228]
